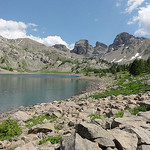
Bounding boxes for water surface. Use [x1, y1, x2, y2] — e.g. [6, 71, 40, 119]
[0, 74, 88, 113]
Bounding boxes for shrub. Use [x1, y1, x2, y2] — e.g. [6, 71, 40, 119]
[0, 118, 22, 141]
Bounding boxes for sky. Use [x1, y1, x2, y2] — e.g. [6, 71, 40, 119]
[0, 0, 150, 49]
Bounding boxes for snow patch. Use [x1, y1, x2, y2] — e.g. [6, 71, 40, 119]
[115, 58, 123, 63]
[130, 53, 140, 60]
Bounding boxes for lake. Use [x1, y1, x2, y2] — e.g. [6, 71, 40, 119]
[0, 74, 88, 113]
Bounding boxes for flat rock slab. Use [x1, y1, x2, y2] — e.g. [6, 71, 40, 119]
[112, 116, 147, 128]
[138, 145, 150, 150]
[75, 122, 114, 143]
[61, 133, 101, 150]
[108, 129, 138, 150]
[137, 111, 150, 121]
[128, 126, 150, 145]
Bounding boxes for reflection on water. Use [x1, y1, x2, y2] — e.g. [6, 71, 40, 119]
[0, 74, 88, 113]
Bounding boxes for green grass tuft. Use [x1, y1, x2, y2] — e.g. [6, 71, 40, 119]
[38, 135, 61, 145]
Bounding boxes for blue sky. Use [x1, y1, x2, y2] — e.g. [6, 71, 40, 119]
[0, 0, 150, 49]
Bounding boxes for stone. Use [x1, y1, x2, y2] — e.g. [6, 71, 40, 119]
[137, 111, 150, 122]
[75, 122, 114, 141]
[107, 109, 118, 117]
[15, 142, 37, 150]
[94, 137, 115, 149]
[111, 116, 147, 129]
[108, 129, 138, 150]
[137, 145, 150, 150]
[10, 111, 31, 121]
[127, 126, 150, 145]
[0, 140, 11, 149]
[61, 133, 101, 150]
[121, 110, 132, 118]
[28, 123, 54, 134]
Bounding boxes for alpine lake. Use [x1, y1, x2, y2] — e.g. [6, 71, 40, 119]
[0, 74, 88, 113]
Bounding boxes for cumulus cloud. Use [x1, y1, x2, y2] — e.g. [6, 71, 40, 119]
[126, 0, 145, 13]
[0, 18, 27, 39]
[0, 18, 73, 49]
[125, 0, 150, 35]
[28, 35, 68, 47]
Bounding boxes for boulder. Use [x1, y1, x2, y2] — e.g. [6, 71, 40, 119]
[61, 133, 101, 150]
[137, 145, 150, 150]
[15, 142, 37, 150]
[94, 137, 115, 149]
[28, 123, 54, 134]
[111, 116, 147, 128]
[137, 111, 150, 122]
[75, 122, 114, 141]
[10, 111, 31, 121]
[126, 127, 150, 145]
[108, 129, 138, 150]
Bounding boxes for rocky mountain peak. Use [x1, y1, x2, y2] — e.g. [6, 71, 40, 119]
[95, 41, 107, 49]
[53, 44, 69, 52]
[71, 40, 94, 56]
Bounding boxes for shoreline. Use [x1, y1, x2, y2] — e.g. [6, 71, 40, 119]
[0, 74, 113, 121]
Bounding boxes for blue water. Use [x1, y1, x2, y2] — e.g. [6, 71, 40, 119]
[0, 74, 88, 113]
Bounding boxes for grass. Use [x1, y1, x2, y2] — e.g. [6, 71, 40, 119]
[38, 135, 61, 145]
[24, 113, 57, 129]
[115, 105, 150, 118]
[0, 118, 22, 141]
[89, 114, 106, 120]
[91, 72, 150, 99]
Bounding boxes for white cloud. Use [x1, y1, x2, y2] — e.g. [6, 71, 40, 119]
[0, 18, 27, 39]
[0, 18, 73, 49]
[126, 0, 145, 13]
[127, 3, 150, 35]
[124, 0, 150, 35]
[28, 35, 68, 47]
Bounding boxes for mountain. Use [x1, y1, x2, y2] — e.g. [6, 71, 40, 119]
[104, 32, 150, 63]
[0, 32, 150, 73]
[71, 32, 150, 63]
[71, 40, 107, 58]
[0, 36, 73, 72]
[0, 36, 108, 73]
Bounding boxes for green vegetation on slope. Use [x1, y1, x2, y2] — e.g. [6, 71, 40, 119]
[24, 113, 57, 129]
[0, 118, 22, 141]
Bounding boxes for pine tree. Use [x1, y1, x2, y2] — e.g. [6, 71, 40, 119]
[129, 59, 141, 76]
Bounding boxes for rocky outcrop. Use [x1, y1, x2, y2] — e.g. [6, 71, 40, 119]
[71, 40, 94, 57]
[53, 44, 70, 52]
[0, 91, 150, 149]
[93, 41, 107, 58]
[103, 32, 150, 63]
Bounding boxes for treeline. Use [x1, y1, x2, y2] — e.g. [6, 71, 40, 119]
[110, 57, 150, 76]
[82, 57, 150, 76]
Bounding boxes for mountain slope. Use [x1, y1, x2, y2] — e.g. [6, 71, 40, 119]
[103, 32, 150, 63]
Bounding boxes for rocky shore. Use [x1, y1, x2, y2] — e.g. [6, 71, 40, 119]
[0, 77, 150, 150]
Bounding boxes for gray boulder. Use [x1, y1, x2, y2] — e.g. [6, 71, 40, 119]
[61, 133, 101, 150]
[76, 122, 114, 140]
[108, 128, 138, 150]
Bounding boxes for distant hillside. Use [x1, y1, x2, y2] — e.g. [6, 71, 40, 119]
[0, 36, 109, 73]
